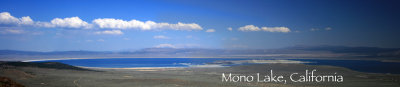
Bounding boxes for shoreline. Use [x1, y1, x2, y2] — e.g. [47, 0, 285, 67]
[78, 66, 186, 70]
[20, 57, 249, 62]
[19, 57, 400, 74]
[20, 57, 384, 62]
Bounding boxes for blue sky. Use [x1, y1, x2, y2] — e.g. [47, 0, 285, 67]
[0, 0, 399, 51]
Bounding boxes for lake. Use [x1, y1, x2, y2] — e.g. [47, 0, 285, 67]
[33, 58, 400, 74]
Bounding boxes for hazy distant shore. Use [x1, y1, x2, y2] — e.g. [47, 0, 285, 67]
[16, 56, 395, 62]
[1, 45, 399, 62]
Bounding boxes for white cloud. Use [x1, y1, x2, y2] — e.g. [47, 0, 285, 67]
[0, 12, 90, 28]
[154, 44, 176, 48]
[227, 27, 233, 31]
[0, 12, 19, 24]
[50, 17, 91, 29]
[311, 27, 332, 31]
[261, 27, 290, 33]
[205, 29, 215, 32]
[0, 12, 203, 31]
[92, 18, 202, 31]
[19, 16, 34, 25]
[238, 25, 260, 31]
[238, 25, 290, 33]
[153, 35, 170, 39]
[0, 12, 34, 25]
[95, 30, 123, 35]
[310, 28, 319, 31]
[93, 18, 151, 30]
[325, 27, 332, 31]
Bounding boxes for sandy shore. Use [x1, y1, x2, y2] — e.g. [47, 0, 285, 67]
[1, 63, 400, 87]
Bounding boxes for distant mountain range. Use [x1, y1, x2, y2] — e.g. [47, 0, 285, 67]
[0, 45, 399, 61]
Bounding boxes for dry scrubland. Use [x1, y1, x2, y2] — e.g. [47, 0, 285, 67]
[1, 62, 400, 87]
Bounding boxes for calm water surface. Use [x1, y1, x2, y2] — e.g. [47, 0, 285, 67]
[34, 58, 400, 74]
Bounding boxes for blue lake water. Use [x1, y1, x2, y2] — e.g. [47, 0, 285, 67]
[34, 58, 400, 74]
